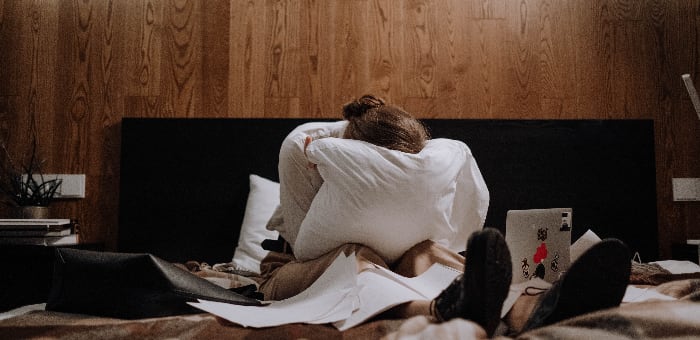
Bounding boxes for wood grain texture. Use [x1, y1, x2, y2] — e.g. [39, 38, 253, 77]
[164, 0, 201, 117]
[297, 0, 331, 116]
[0, 1, 17, 97]
[81, 0, 125, 244]
[0, 0, 697, 258]
[229, 0, 265, 116]
[201, 0, 229, 117]
[124, 0, 162, 97]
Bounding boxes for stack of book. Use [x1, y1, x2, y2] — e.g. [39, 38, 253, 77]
[0, 219, 79, 246]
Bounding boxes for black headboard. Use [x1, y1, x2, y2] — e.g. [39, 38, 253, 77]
[119, 118, 658, 264]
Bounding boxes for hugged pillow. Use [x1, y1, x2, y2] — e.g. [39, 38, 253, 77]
[231, 174, 280, 273]
[293, 138, 489, 263]
[267, 120, 348, 247]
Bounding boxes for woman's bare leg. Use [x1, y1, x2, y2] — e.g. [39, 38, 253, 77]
[504, 294, 540, 333]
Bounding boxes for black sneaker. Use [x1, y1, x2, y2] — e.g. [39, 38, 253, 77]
[520, 238, 631, 333]
[433, 228, 513, 336]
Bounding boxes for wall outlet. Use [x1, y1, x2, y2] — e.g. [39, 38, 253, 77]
[23, 174, 86, 199]
[672, 178, 700, 201]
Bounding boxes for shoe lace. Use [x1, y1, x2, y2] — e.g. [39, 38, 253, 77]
[524, 286, 547, 296]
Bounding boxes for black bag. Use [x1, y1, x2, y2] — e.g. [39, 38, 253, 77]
[46, 248, 261, 319]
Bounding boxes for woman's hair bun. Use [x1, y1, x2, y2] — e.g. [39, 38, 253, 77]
[343, 94, 385, 119]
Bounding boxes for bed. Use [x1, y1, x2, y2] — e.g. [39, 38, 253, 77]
[2, 118, 700, 339]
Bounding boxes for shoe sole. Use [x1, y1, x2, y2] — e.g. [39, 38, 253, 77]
[462, 228, 513, 336]
[522, 238, 631, 331]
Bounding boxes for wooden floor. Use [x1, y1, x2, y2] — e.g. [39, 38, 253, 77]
[0, 0, 698, 259]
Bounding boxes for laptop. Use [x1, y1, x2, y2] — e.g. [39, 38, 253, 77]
[505, 208, 572, 284]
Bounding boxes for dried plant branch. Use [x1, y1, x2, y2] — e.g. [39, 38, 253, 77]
[0, 139, 62, 207]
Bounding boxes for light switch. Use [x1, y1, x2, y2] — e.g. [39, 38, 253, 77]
[55, 174, 86, 198]
[24, 174, 86, 199]
[672, 178, 700, 201]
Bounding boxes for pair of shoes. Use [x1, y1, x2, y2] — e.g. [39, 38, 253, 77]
[520, 238, 631, 333]
[433, 228, 513, 337]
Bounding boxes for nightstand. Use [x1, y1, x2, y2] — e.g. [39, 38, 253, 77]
[0, 242, 103, 312]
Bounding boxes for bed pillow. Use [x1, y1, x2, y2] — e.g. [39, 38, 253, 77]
[231, 174, 280, 273]
[293, 138, 488, 263]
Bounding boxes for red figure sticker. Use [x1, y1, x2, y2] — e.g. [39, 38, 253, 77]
[533, 242, 548, 264]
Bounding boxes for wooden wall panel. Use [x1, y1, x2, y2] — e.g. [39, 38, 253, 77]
[229, 0, 265, 117]
[202, 0, 229, 117]
[164, 0, 201, 117]
[0, 1, 18, 97]
[124, 0, 162, 97]
[81, 0, 126, 244]
[0, 0, 698, 259]
[612, 22, 659, 118]
[572, 1, 615, 117]
[51, 0, 90, 231]
[298, 0, 333, 116]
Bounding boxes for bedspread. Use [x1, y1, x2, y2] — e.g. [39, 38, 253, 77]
[0, 311, 404, 339]
[1, 263, 699, 339]
[514, 299, 700, 339]
[386, 298, 700, 340]
[386, 278, 700, 340]
[2, 295, 699, 340]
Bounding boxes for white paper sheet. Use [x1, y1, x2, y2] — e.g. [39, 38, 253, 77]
[0, 303, 46, 321]
[623, 285, 676, 303]
[650, 260, 700, 274]
[334, 264, 459, 331]
[570, 229, 601, 263]
[190, 252, 463, 330]
[189, 252, 358, 327]
[363, 263, 461, 299]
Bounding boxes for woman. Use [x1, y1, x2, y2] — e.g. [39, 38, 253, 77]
[256, 94, 507, 336]
[257, 95, 630, 337]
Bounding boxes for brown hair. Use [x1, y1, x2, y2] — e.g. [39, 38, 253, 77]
[342, 95, 429, 154]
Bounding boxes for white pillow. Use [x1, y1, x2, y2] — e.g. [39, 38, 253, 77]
[268, 120, 348, 247]
[293, 138, 489, 263]
[231, 174, 280, 273]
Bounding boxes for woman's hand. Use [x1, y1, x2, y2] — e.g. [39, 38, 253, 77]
[304, 136, 317, 169]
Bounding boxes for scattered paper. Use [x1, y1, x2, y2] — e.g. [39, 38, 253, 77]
[0, 303, 46, 321]
[363, 263, 460, 299]
[623, 285, 676, 303]
[650, 260, 700, 274]
[335, 264, 460, 331]
[570, 229, 601, 263]
[189, 252, 358, 327]
[190, 252, 462, 330]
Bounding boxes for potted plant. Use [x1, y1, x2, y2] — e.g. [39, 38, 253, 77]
[0, 139, 62, 219]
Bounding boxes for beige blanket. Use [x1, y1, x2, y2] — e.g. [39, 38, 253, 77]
[387, 297, 700, 340]
[1, 263, 699, 339]
[0, 311, 404, 339]
[2, 296, 699, 340]
[387, 271, 700, 339]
